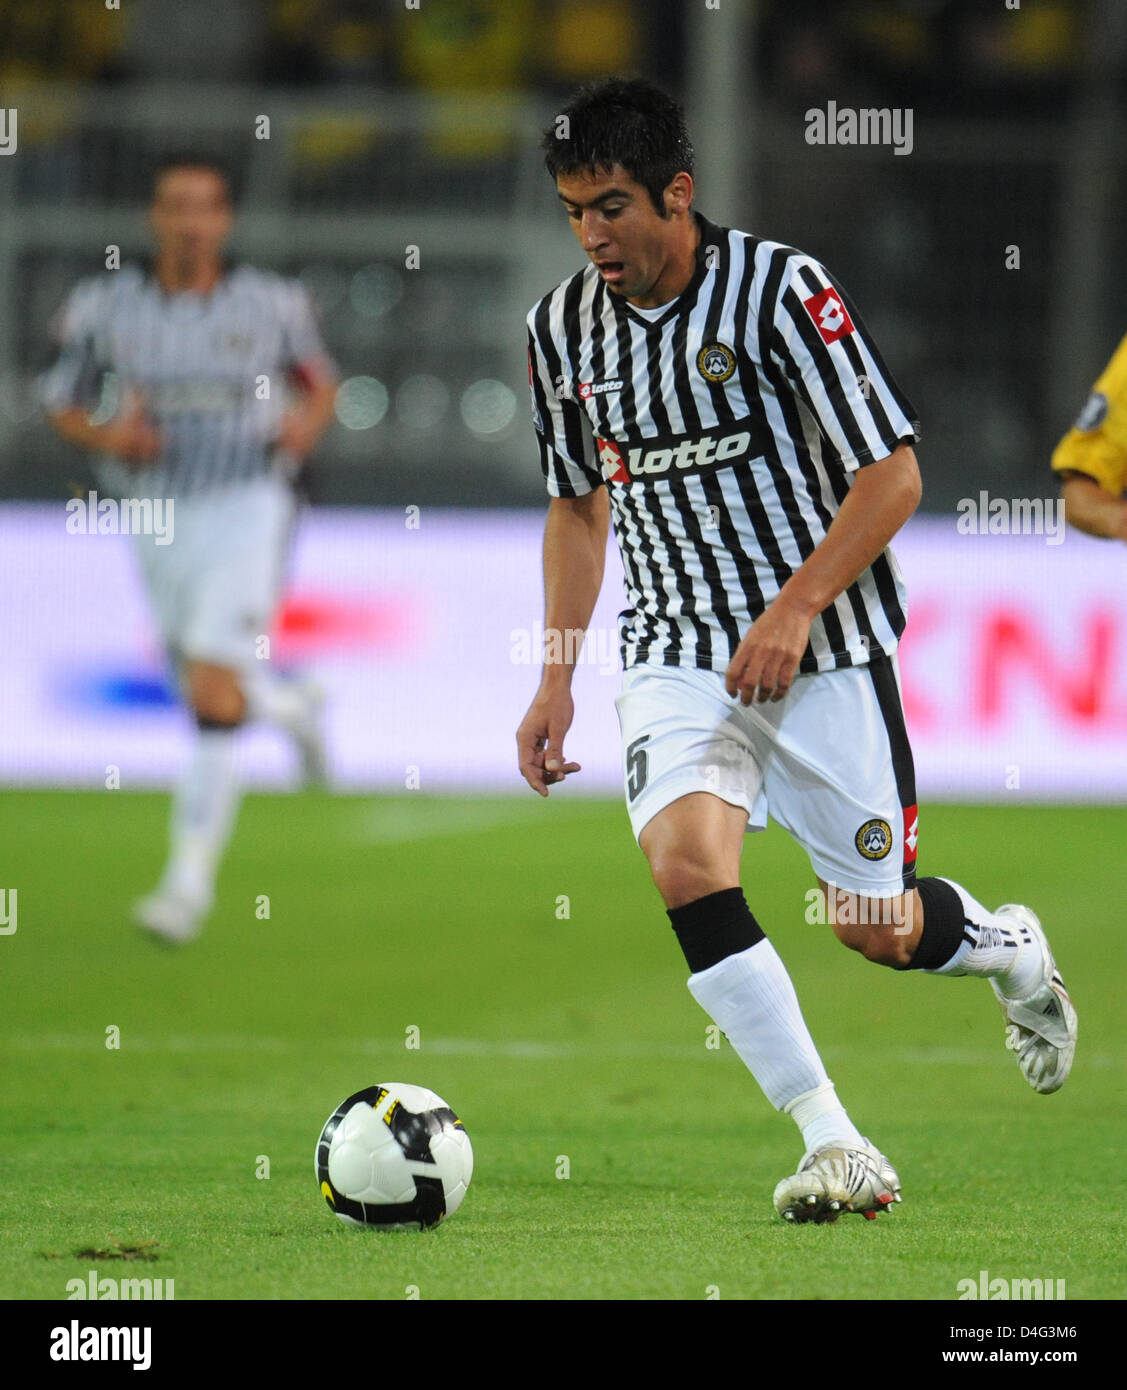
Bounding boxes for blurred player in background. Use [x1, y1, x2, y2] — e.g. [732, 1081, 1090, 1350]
[1052, 339, 1127, 543]
[41, 154, 339, 943]
[518, 79, 1077, 1223]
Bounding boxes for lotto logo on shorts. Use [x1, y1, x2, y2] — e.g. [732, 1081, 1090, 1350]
[855, 818, 893, 860]
[802, 286, 855, 345]
[903, 804, 919, 864]
[597, 438, 631, 484]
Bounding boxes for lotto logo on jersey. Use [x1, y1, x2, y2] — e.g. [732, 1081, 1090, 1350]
[578, 379, 623, 399]
[802, 286, 855, 345]
[596, 426, 755, 482]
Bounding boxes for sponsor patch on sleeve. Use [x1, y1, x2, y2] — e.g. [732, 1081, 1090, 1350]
[802, 286, 855, 345]
[1074, 391, 1108, 433]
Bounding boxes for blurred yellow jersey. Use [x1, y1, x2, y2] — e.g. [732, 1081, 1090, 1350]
[1051, 336, 1127, 496]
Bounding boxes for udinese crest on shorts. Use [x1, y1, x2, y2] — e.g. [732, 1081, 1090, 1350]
[855, 818, 893, 860]
[696, 343, 736, 383]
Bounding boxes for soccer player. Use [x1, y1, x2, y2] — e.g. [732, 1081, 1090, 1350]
[516, 79, 1077, 1222]
[42, 153, 339, 943]
[1051, 339, 1127, 542]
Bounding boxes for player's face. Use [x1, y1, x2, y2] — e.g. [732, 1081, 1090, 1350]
[149, 168, 233, 265]
[556, 164, 691, 307]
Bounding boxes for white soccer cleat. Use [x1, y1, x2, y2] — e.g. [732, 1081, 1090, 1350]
[133, 887, 210, 945]
[991, 904, 1077, 1095]
[773, 1140, 901, 1224]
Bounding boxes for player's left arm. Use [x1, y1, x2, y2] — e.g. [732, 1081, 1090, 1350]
[728, 254, 921, 704]
[277, 283, 339, 460]
[725, 444, 920, 704]
[278, 367, 338, 459]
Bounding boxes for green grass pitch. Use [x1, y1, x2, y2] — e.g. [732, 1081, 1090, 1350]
[1, 789, 1123, 1301]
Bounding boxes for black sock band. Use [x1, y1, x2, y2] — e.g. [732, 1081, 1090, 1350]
[906, 876, 967, 971]
[667, 888, 766, 973]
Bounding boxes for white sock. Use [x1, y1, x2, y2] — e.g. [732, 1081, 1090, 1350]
[159, 727, 241, 904]
[687, 940, 864, 1148]
[244, 673, 309, 733]
[785, 1081, 866, 1154]
[927, 878, 1041, 998]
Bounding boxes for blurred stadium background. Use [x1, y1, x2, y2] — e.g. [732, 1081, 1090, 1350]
[0, 0, 1124, 799]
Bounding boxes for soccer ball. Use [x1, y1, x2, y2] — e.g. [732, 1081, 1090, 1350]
[315, 1082, 472, 1230]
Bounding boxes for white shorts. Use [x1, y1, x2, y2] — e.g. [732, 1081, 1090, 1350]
[130, 473, 295, 674]
[615, 659, 919, 898]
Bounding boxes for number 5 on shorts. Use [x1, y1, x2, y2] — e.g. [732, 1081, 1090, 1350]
[626, 734, 650, 802]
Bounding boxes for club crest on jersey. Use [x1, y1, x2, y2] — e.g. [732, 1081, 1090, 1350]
[802, 286, 855, 345]
[696, 343, 736, 383]
[222, 331, 255, 356]
[855, 818, 893, 860]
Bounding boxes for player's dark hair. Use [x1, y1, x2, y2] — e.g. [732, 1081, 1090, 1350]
[149, 151, 237, 206]
[542, 77, 695, 217]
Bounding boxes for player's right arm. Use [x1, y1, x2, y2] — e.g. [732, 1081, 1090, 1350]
[517, 488, 610, 796]
[1051, 337, 1127, 543]
[47, 401, 161, 463]
[40, 279, 161, 464]
[516, 310, 608, 796]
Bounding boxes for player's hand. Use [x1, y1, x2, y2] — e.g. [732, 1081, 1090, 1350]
[516, 686, 582, 797]
[276, 410, 321, 460]
[98, 401, 162, 465]
[725, 593, 814, 704]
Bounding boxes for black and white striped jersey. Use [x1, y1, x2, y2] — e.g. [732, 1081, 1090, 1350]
[526, 213, 920, 675]
[40, 263, 334, 498]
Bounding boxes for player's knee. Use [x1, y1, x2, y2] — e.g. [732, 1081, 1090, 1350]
[192, 688, 245, 725]
[828, 894, 915, 967]
[645, 846, 730, 911]
[187, 665, 245, 725]
[833, 920, 914, 968]
[864, 926, 914, 968]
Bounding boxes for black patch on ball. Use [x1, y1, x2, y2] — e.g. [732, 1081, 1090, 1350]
[387, 1103, 464, 1164]
[316, 1087, 458, 1229]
